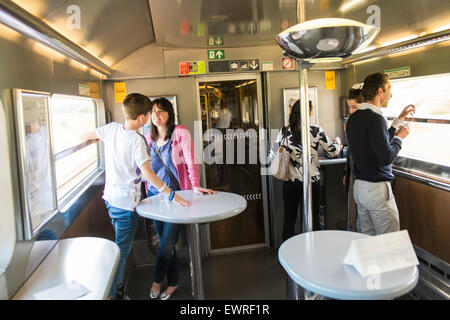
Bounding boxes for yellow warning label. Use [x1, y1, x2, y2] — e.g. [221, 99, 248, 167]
[325, 71, 335, 90]
[114, 82, 127, 103]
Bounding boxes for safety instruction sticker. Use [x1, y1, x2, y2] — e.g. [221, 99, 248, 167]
[325, 71, 335, 90]
[282, 57, 294, 70]
[179, 61, 206, 75]
[114, 82, 127, 103]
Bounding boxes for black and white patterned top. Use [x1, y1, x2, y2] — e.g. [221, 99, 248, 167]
[271, 126, 341, 182]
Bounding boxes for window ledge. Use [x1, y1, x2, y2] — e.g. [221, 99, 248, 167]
[393, 167, 450, 193]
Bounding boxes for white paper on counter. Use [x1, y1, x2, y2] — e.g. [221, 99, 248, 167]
[33, 280, 91, 300]
[343, 230, 419, 277]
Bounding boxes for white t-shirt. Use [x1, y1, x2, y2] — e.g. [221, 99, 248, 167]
[96, 122, 151, 211]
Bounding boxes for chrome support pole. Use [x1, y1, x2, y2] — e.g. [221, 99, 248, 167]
[187, 223, 205, 300]
[296, 0, 312, 233]
[297, 0, 314, 301]
[298, 63, 313, 233]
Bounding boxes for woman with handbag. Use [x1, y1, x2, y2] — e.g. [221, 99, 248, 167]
[271, 100, 342, 241]
[145, 97, 215, 300]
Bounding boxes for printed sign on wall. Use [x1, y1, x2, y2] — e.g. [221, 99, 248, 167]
[325, 71, 335, 90]
[208, 49, 225, 60]
[179, 61, 206, 75]
[282, 57, 294, 70]
[114, 82, 127, 103]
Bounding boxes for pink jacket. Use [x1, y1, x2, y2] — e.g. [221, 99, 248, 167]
[144, 125, 200, 190]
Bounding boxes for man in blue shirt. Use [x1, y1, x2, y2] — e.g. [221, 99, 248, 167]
[346, 73, 415, 235]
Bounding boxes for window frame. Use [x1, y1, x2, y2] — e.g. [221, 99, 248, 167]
[13, 89, 58, 240]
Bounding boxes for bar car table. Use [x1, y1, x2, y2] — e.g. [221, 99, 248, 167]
[136, 190, 247, 299]
[13, 237, 120, 300]
[278, 230, 419, 300]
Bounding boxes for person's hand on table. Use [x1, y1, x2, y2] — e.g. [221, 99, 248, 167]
[193, 187, 216, 195]
[173, 193, 191, 207]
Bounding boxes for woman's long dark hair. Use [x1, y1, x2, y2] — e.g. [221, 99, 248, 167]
[288, 100, 304, 140]
[150, 97, 176, 141]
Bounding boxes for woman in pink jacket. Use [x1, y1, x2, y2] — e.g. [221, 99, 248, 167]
[145, 97, 214, 300]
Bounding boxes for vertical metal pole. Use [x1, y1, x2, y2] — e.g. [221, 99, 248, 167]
[297, 0, 313, 234]
[187, 223, 205, 299]
[297, 0, 315, 301]
[298, 65, 313, 233]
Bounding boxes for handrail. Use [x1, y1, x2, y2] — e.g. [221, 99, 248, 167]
[386, 116, 450, 125]
[393, 167, 450, 193]
[54, 139, 97, 161]
[0, 0, 113, 76]
[342, 29, 450, 64]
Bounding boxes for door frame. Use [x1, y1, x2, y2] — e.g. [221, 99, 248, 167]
[194, 73, 270, 254]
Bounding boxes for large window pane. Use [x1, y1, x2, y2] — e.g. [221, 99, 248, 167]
[386, 73, 450, 120]
[50, 95, 97, 154]
[54, 144, 98, 199]
[398, 122, 450, 167]
[50, 95, 98, 200]
[384, 73, 450, 182]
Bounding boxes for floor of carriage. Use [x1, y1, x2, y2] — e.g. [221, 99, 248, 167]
[128, 246, 288, 300]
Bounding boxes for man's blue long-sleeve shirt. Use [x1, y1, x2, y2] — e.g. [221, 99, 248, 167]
[346, 105, 402, 182]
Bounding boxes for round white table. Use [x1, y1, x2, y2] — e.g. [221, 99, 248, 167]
[13, 237, 120, 300]
[278, 230, 419, 300]
[136, 190, 247, 299]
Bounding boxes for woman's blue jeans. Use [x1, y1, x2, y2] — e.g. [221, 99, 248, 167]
[105, 201, 139, 299]
[153, 220, 181, 286]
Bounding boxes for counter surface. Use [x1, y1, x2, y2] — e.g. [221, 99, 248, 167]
[13, 237, 119, 300]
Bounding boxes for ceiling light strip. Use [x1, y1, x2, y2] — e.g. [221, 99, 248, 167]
[342, 29, 450, 64]
[0, 1, 113, 76]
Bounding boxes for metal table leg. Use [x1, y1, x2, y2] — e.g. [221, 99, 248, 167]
[287, 277, 318, 300]
[187, 223, 205, 299]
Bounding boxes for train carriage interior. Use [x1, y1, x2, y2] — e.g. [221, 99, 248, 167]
[0, 0, 449, 303]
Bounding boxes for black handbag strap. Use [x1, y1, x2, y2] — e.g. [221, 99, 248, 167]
[155, 143, 181, 191]
[280, 126, 290, 148]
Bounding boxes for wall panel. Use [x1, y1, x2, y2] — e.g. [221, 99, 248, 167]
[394, 177, 450, 263]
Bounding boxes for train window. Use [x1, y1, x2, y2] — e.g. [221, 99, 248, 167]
[13, 90, 58, 239]
[50, 94, 99, 200]
[385, 73, 450, 181]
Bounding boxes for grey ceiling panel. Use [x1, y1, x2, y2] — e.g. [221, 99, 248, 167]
[149, 0, 450, 50]
[10, 0, 450, 62]
[12, 0, 155, 66]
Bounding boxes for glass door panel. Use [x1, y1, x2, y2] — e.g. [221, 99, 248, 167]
[199, 79, 266, 251]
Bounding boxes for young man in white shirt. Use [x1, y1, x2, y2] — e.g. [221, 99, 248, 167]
[82, 93, 190, 299]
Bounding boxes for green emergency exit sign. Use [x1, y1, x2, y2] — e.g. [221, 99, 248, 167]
[207, 36, 224, 46]
[208, 49, 225, 60]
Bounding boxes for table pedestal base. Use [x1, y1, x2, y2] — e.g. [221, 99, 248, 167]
[287, 277, 319, 300]
[186, 223, 205, 300]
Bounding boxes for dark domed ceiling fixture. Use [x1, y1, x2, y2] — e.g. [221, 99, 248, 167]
[276, 18, 380, 63]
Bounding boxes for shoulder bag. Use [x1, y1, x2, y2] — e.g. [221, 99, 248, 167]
[269, 128, 291, 181]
